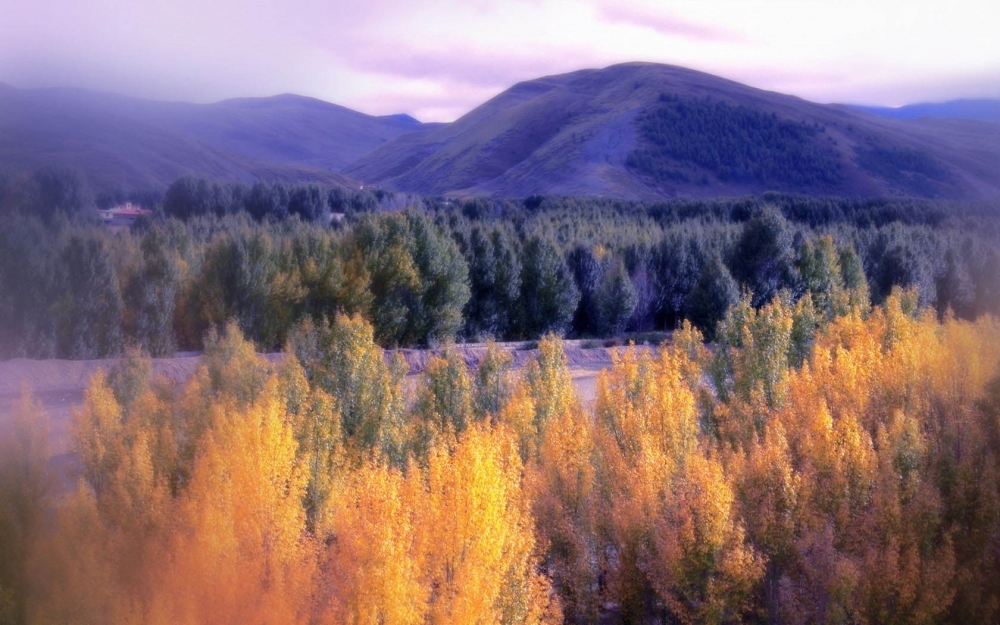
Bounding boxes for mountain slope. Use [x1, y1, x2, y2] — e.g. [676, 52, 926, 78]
[346, 63, 1000, 200]
[5, 68, 1000, 201]
[855, 99, 1000, 124]
[0, 84, 429, 191]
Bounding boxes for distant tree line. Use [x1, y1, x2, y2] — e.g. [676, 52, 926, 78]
[439, 195, 999, 340]
[159, 176, 415, 222]
[0, 169, 410, 223]
[0, 166, 95, 221]
[0, 170, 998, 359]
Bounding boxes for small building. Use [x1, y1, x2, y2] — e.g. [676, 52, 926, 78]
[97, 203, 152, 231]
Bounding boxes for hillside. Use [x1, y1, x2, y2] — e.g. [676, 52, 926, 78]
[346, 63, 1000, 200]
[855, 99, 1000, 124]
[0, 83, 430, 191]
[4, 66, 1000, 200]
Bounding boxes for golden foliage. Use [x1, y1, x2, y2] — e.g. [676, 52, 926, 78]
[528, 406, 599, 622]
[420, 423, 556, 624]
[596, 343, 699, 461]
[8, 298, 1000, 624]
[165, 378, 314, 624]
[323, 463, 427, 625]
[647, 453, 763, 624]
[500, 335, 578, 462]
[524, 334, 577, 437]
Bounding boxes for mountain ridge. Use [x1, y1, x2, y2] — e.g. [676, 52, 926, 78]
[3, 64, 1000, 200]
[347, 62, 1000, 199]
[853, 99, 1000, 124]
[0, 85, 432, 191]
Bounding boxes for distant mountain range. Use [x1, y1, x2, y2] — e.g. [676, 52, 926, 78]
[3, 65, 1000, 199]
[854, 99, 1000, 124]
[0, 83, 430, 190]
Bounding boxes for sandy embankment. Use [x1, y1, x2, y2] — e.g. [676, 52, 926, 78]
[0, 343, 635, 476]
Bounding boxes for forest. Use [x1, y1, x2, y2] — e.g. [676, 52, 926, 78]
[0, 169, 998, 358]
[2, 286, 1000, 623]
[854, 147, 955, 197]
[626, 95, 843, 188]
[2, 169, 1000, 623]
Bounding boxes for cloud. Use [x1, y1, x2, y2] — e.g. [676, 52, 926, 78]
[0, 0, 997, 123]
[724, 66, 853, 91]
[597, 2, 745, 43]
[821, 69, 1000, 107]
[354, 87, 499, 122]
[306, 31, 610, 120]
[337, 42, 603, 89]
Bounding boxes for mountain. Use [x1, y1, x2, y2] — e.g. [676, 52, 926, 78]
[5, 66, 1000, 201]
[0, 83, 430, 191]
[346, 63, 1000, 200]
[855, 99, 1000, 124]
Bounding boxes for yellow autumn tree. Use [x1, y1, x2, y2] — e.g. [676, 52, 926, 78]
[595, 342, 696, 621]
[496, 377, 538, 462]
[502, 335, 578, 461]
[164, 377, 315, 625]
[524, 335, 577, 437]
[734, 420, 801, 614]
[740, 290, 1000, 622]
[321, 462, 428, 625]
[596, 343, 700, 460]
[419, 423, 561, 625]
[595, 338, 762, 622]
[647, 452, 763, 624]
[279, 353, 344, 533]
[287, 314, 407, 465]
[36, 349, 177, 623]
[528, 405, 599, 622]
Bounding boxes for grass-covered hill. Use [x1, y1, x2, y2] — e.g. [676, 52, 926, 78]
[347, 63, 1000, 200]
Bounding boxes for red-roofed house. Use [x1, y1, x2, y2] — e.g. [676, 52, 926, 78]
[97, 203, 153, 231]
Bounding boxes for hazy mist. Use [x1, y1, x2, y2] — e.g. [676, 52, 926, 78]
[2, 0, 998, 121]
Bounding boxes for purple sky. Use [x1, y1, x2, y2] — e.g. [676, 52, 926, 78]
[2, 0, 998, 122]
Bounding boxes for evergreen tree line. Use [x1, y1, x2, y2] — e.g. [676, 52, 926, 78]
[158, 176, 417, 222]
[441, 197, 999, 338]
[0, 168, 415, 223]
[1, 169, 999, 358]
[6, 168, 993, 230]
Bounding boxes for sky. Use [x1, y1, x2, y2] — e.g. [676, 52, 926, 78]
[1, 0, 998, 122]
